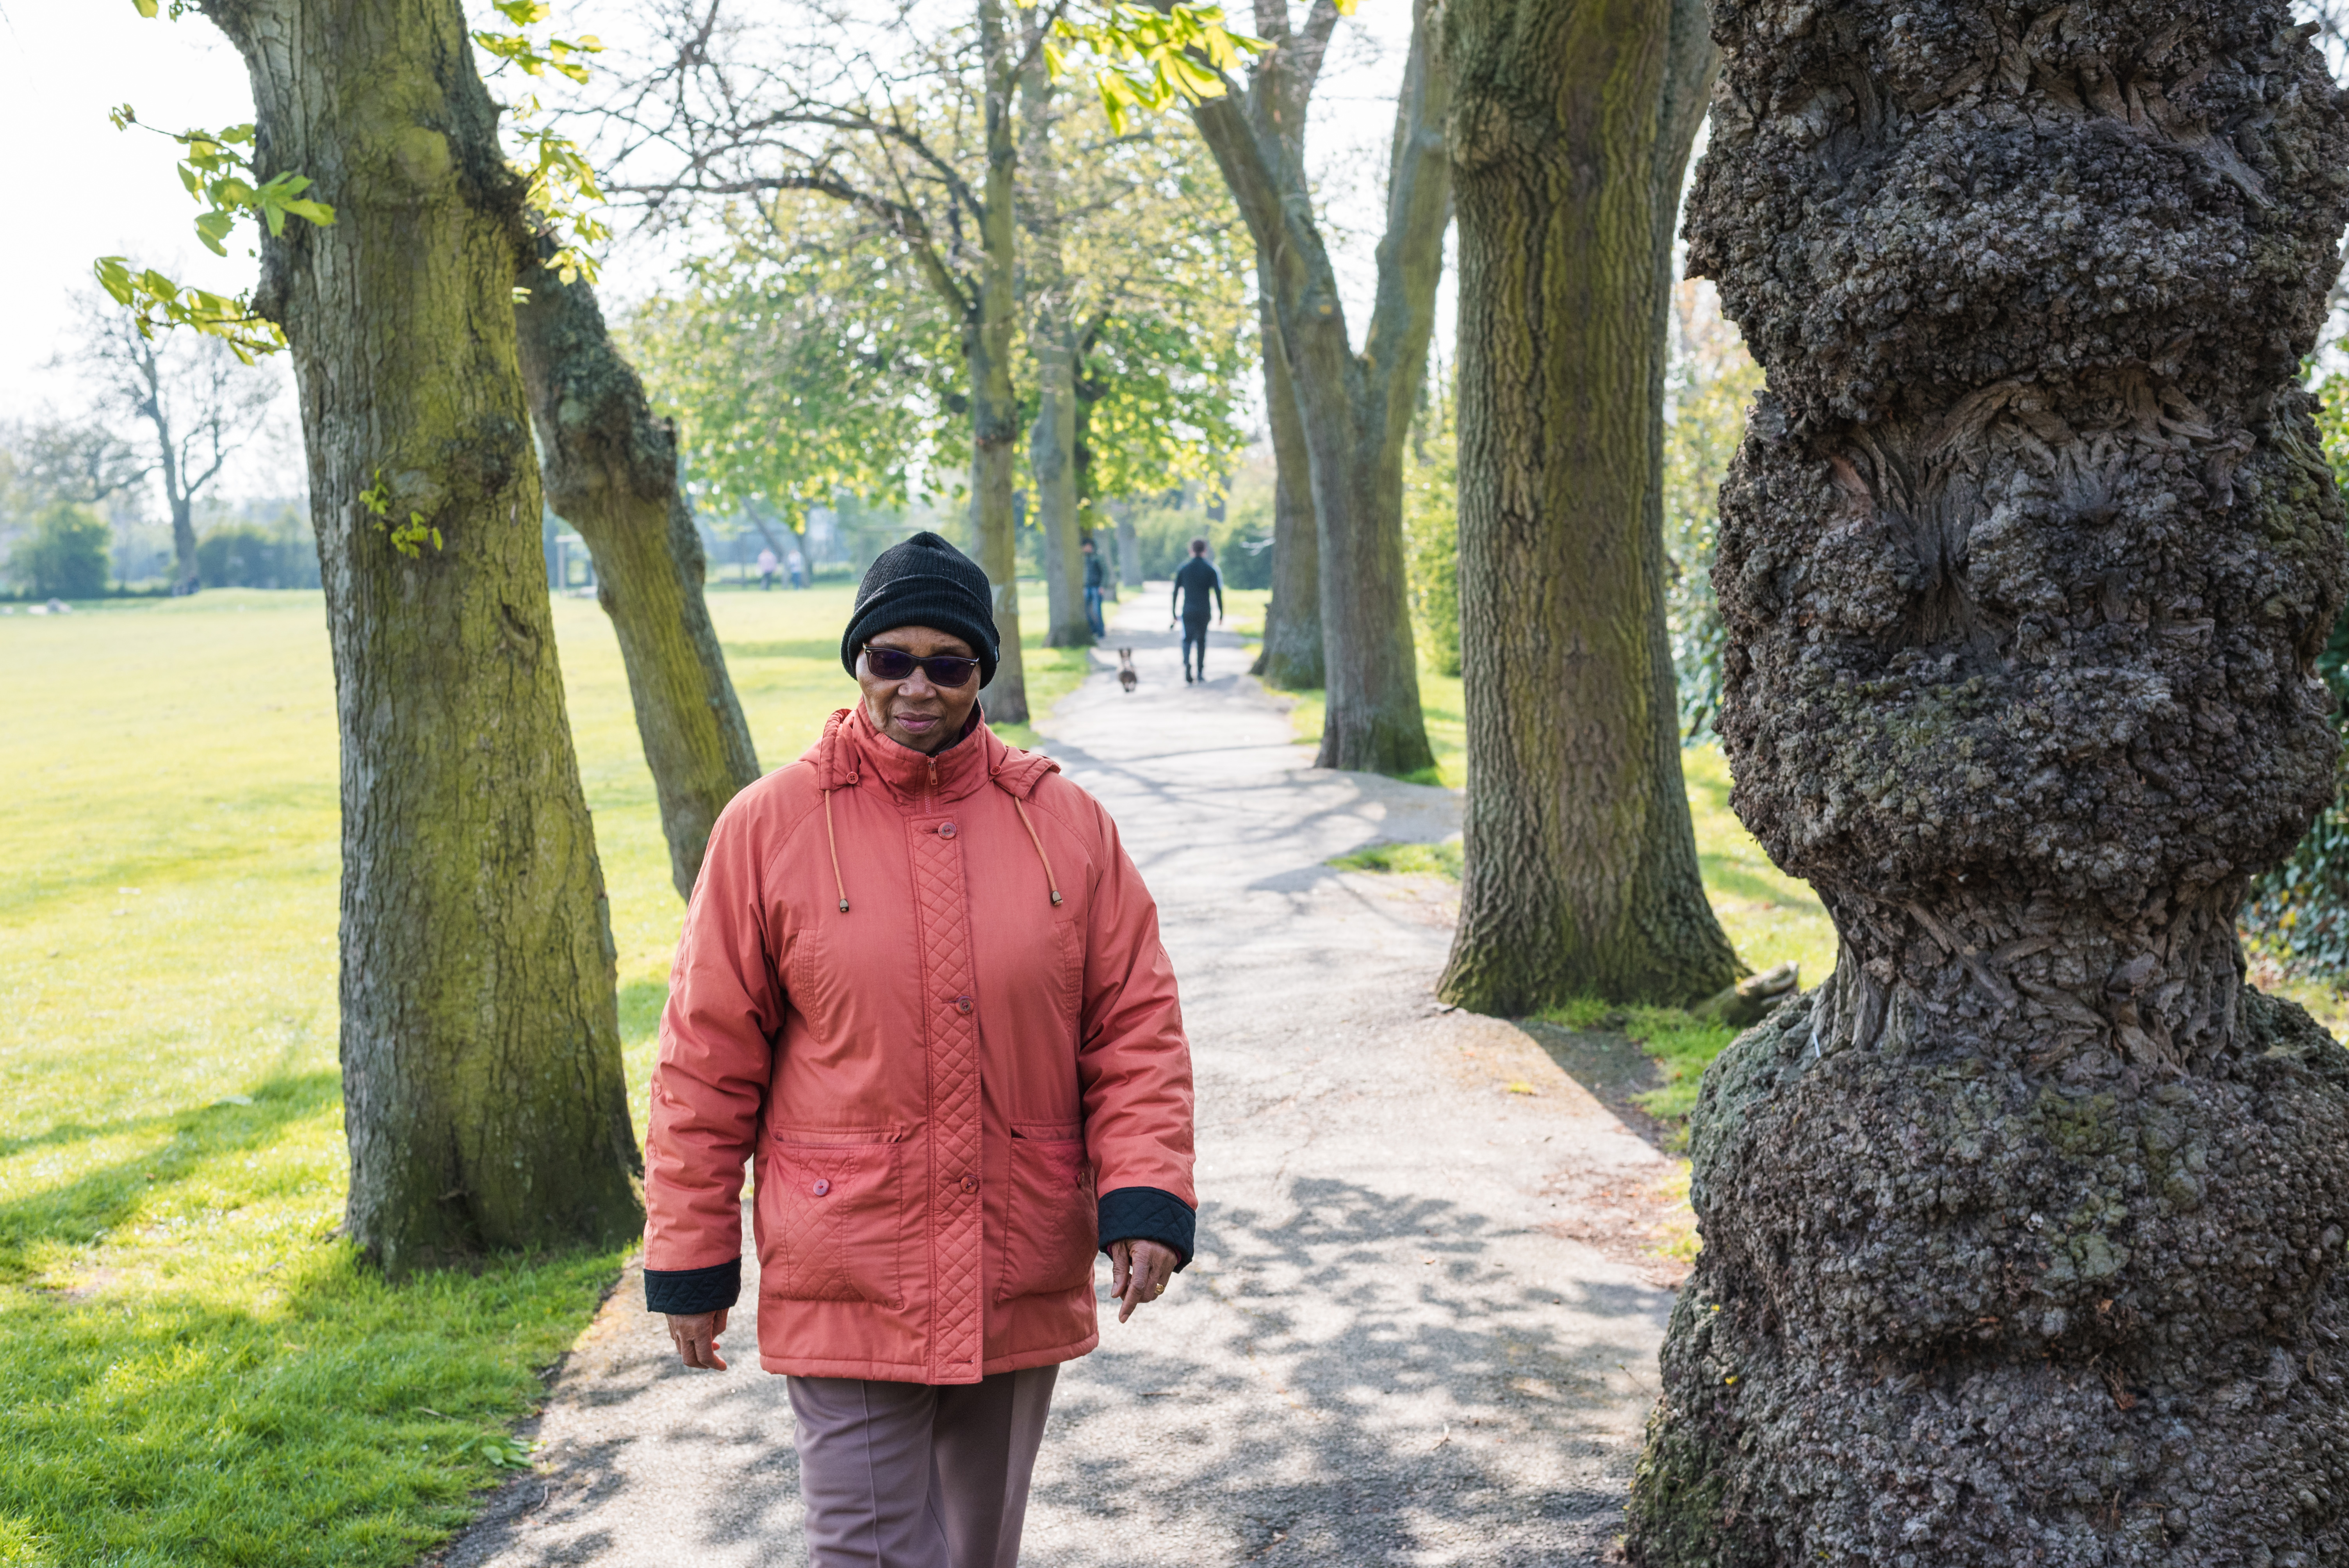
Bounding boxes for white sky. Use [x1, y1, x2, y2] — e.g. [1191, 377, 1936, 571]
[0, 0, 1434, 497]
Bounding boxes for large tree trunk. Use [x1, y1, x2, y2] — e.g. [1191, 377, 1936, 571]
[1250, 287, 1323, 688]
[1243, 0, 1335, 689]
[971, 0, 1029, 723]
[1190, 0, 1447, 776]
[1628, 4, 2349, 1559]
[207, 0, 643, 1275]
[512, 244, 763, 902]
[1438, 0, 1733, 1011]
[1018, 31, 1092, 651]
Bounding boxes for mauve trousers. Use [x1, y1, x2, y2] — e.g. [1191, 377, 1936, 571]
[788, 1366, 1059, 1568]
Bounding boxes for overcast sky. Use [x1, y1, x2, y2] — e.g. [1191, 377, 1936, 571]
[0, 0, 1432, 503]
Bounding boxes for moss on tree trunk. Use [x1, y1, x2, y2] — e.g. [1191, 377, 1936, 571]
[513, 245, 761, 902]
[207, 0, 643, 1274]
[1439, 0, 1736, 1012]
[1629, 2, 2349, 1558]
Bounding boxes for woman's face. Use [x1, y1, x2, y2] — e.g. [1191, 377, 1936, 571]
[856, 624, 982, 754]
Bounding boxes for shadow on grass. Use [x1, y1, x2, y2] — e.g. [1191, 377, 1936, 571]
[1513, 1021, 1679, 1157]
[0, 1236, 627, 1568]
[0, 1071, 340, 1283]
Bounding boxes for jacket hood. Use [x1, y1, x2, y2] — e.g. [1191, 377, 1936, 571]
[807, 704, 1059, 803]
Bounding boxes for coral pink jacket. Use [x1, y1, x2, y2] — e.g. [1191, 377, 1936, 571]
[643, 704, 1196, 1383]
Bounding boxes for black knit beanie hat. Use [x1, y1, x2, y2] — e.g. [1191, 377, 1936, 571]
[840, 531, 1000, 686]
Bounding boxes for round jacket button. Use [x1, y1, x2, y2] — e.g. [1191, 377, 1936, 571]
[955, 996, 972, 1014]
[937, 822, 957, 839]
[811, 1178, 831, 1197]
[959, 1175, 979, 1195]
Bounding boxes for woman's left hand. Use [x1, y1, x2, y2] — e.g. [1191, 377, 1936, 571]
[1107, 1239, 1180, 1323]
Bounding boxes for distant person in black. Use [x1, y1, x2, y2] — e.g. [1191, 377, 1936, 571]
[1171, 536, 1223, 684]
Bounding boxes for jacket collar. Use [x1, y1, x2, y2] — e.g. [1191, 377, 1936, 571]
[809, 702, 1059, 806]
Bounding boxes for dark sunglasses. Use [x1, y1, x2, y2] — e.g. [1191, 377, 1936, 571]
[861, 644, 982, 688]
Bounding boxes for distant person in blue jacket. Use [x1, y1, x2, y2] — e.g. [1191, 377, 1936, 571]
[1171, 537, 1224, 684]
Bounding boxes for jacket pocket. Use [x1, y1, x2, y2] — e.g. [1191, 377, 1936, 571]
[763, 1128, 904, 1308]
[996, 1123, 1096, 1302]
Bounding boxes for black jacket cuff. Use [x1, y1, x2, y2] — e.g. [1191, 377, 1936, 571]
[1098, 1186, 1195, 1271]
[645, 1257, 740, 1314]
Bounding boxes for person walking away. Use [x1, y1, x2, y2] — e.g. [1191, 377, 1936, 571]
[1081, 535, 1107, 639]
[757, 546, 779, 591]
[1170, 536, 1223, 684]
[645, 530, 1197, 1568]
[786, 545, 808, 589]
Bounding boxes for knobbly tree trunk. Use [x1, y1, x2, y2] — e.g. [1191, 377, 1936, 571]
[1252, 286, 1324, 687]
[972, 0, 1030, 723]
[512, 243, 762, 901]
[1191, 0, 1447, 775]
[1629, 4, 2349, 1560]
[1018, 30, 1093, 650]
[206, 0, 643, 1275]
[1439, 0, 1733, 1012]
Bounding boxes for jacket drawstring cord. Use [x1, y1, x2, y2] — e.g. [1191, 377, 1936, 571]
[822, 789, 850, 913]
[1011, 797, 1064, 907]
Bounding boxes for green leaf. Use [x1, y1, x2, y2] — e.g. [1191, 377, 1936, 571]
[132, 0, 159, 15]
[194, 209, 235, 256]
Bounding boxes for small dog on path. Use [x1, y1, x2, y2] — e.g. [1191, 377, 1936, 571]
[1117, 649, 1138, 693]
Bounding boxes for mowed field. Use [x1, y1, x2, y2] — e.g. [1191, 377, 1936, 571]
[0, 581, 1085, 1567]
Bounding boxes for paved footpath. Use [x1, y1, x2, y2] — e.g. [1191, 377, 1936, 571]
[435, 595, 1681, 1568]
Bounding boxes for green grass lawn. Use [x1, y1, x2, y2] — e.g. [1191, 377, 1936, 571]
[0, 580, 1080, 1567]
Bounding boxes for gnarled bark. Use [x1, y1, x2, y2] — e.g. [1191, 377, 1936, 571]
[205, 0, 643, 1274]
[1438, 0, 1734, 1012]
[513, 244, 762, 901]
[1629, 4, 2349, 1559]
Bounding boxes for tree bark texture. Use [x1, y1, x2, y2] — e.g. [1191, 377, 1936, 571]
[206, 0, 644, 1274]
[973, 0, 1030, 723]
[512, 244, 763, 902]
[1018, 36, 1093, 651]
[1628, 4, 2349, 1560]
[1438, 0, 1735, 1012]
[1189, 0, 1448, 774]
[1251, 284, 1325, 688]
[1241, 0, 1335, 689]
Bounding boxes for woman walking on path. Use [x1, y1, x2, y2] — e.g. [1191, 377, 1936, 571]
[643, 530, 1198, 1568]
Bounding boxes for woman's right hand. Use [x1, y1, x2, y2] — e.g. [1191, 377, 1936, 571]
[667, 1308, 730, 1370]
